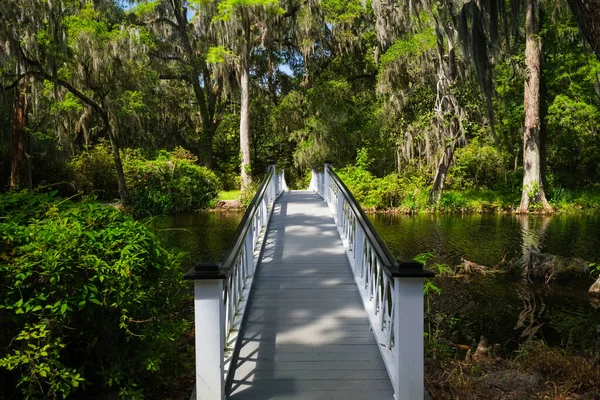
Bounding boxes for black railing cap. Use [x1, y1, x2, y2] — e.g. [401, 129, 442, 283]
[391, 261, 435, 278]
[184, 262, 228, 280]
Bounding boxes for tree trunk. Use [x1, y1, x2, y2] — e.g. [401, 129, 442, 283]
[198, 116, 215, 169]
[10, 77, 28, 190]
[566, 0, 600, 60]
[103, 113, 129, 202]
[429, 144, 455, 205]
[518, 0, 552, 213]
[240, 59, 252, 190]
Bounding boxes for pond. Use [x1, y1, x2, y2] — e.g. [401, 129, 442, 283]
[370, 213, 600, 353]
[151, 211, 600, 353]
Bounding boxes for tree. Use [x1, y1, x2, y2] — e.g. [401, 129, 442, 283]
[1, 1, 33, 190]
[2, 1, 157, 202]
[566, 0, 600, 59]
[517, 0, 552, 212]
[9, 69, 29, 190]
[210, 0, 284, 189]
[133, 0, 227, 168]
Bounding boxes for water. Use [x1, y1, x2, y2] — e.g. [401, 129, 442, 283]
[148, 212, 244, 268]
[370, 213, 600, 352]
[154, 211, 600, 352]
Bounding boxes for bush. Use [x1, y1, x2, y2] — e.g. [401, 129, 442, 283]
[70, 145, 219, 215]
[69, 142, 118, 200]
[337, 166, 430, 211]
[123, 148, 219, 216]
[448, 140, 507, 190]
[0, 192, 187, 399]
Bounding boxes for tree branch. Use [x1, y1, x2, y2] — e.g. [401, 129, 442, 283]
[30, 70, 105, 116]
[1, 74, 26, 91]
[146, 17, 180, 29]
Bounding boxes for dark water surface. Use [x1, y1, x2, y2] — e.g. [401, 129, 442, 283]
[149, 212, 244, 267]
[371, 213, 600, 352]
[155, 211, 600, 352]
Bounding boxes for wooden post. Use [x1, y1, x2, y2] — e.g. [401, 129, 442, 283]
[392, 277, 424, 400]
[185, 264, 226, 400]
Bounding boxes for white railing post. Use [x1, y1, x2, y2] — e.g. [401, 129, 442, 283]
[336, 193, 344, 227]
[189, 264, 225, 400]
[353, 225, 364, 277]
[309, 169, 317, 193]
[269, 164, 277, 199]
[392, 277, 425, 400]
[319, 174, 323, 197]
[324, 162, 332, 204]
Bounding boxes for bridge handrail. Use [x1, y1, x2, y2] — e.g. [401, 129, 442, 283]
[326, 165, 432, 278]
[311, 163, 432, 399]
[184, 164, 287, 400]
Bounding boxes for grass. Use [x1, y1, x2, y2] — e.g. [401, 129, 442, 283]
[217, 190, 241, 201]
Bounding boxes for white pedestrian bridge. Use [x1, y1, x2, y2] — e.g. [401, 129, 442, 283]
[185, 164, 433, 400]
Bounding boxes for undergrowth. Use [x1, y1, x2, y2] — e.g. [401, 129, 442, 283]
[0, 192, 190, 399]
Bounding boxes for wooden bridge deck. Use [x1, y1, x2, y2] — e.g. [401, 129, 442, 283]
[226, 191, 394, 400]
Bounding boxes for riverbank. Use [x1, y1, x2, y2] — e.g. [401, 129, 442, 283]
[212, 186, 600, 215]
[360, 188, 600, 214]
[426, 339, 600, 399]
[334, 167, 600, 214]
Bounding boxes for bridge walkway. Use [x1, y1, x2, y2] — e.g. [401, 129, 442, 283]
[226, 190, 394, 400]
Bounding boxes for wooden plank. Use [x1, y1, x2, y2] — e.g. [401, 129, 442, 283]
[229, 389, 394, 400]
[230, 368, 389, 380]
[226, 191, 393, 399]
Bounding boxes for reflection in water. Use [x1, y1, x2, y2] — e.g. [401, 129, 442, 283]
[514, 291, 546, 340]
[369, 213, 600, 351]
[517, 215, 552, 254]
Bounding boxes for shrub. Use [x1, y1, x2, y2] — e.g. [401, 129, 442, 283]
[448, 140, 507, 190]
[70, 145, 219, 215]
[69, 142, 118, 200]
[337, 166, 429, 211]
[123, 148, 219, 216]
[0, 192, 187, 399]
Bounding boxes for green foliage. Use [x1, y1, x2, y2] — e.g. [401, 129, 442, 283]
[213, 0, 283, 21]
[447, 139, 508, 190]
[589, 263, 600, 279]
[123, 148, 219, 216]
[0, 192, 187, 399]
[379, 27, 437, 69]
[206, 46, 235, 64]
[336, 166, 429, 211]
[69, 144, 219, 215]
[69, 141, 119, 199]
[415, 251, 457, 360]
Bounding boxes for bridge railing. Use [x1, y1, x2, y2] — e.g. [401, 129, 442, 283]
[184, 164, 287, 400]
[311, 163, 433, 400]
